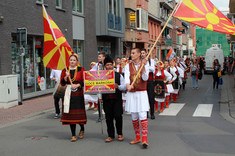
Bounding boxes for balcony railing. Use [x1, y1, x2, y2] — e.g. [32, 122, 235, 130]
[164, 16, 173, 25]
[162, 37, 173, 45]
[166, 39, 173, 45]
[108, 13, 122, 31]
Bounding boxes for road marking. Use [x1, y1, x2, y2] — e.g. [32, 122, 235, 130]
[159, 103, 185, 116]
[193, 104, 213, 117]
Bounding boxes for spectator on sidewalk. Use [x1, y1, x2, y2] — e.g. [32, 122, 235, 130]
[50, 69, 63, 118]
[212, 59, 221, 89]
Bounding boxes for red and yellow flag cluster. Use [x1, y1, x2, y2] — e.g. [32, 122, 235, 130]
[174, 0, 235, 35]
[42, 5, 79, 70]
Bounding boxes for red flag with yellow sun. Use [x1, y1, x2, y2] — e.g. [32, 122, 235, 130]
[174, 0, 235, 35]
[42, 5, 80, 70]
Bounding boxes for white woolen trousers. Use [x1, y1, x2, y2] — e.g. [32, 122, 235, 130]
[131, 112, 147, 121]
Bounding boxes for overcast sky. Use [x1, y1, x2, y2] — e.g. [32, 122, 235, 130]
[175, 0, 229, 12]
[210, 0, 229, 11]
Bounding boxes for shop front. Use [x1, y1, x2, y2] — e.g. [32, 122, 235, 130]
[12, 35, 55, 99]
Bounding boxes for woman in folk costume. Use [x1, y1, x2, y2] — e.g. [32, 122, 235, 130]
[60, 54, 87, 142]
[167, 60, 178, 102]
[154, 61, 172, 113]
[163, 60, 174, 109]
[175, 60, 184, 92]
[121, 58, 127, 76]
[85, 62, 98, 110]
[124, 48, 150, 148]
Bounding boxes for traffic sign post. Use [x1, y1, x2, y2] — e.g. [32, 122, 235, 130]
[17, 28, 27, 105]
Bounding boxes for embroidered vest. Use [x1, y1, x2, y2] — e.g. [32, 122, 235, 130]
[129, 62, 147, 92]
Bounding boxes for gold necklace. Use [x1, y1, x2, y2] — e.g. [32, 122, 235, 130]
[69, 66, 78, 82]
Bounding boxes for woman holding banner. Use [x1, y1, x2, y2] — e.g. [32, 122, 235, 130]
[60, 54, 87, 142]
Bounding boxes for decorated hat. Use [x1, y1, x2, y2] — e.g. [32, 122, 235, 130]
[156, 61, 164, 68]
[90, 62, 96, 66]
[104, 55, 113, 65]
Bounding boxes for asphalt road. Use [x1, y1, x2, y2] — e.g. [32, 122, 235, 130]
[0, 74, 235, 156]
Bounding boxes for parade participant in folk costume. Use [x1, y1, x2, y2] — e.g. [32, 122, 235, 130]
[121, 58, 127, 103]
[90, 51, 106, 122]
[84, 62, 98, 111]
[125, 48, 150, 148]
[169, 59, 179, 103]
[141, 48, 156, 120]
[163, 60, 175, 109]
[60, 54, 87, 142]
[98, 55, 126, 143]
[175, 59, 184, 92]
[154, 61, 172, 113]
[90, 51, 106, 71]
[116, 57, 122, 74]
[120, 58, 127, 76]
[179, 58, 188, 90]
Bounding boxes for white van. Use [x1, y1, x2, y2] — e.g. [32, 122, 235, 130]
[204, 47, 224, 73]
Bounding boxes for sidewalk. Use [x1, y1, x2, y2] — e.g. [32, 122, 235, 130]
[0, 95, 54, 126]
[220, 74, 235, 123]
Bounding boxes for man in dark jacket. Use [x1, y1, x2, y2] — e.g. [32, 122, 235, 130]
[99, 56, 126, 142]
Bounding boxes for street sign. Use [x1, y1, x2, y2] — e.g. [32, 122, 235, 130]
[129, 12, 136, 23]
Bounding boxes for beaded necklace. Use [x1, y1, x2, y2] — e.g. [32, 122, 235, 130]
[69, 66, 78, 82]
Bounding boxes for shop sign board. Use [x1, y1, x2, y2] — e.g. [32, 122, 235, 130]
[129, 12, 136, 23]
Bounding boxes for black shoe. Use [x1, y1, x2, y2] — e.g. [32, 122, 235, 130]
[151, 115, 155, 120]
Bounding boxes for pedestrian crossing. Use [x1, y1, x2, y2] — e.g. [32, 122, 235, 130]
[85, 103, 214, 118]
[159, 103, 185, 116]
[193, 104, 213, 117]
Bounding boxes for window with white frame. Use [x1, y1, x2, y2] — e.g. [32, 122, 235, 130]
[136, 8, 148, 31]
[56, 0, 62, 9]
[72, 0, 83, 13]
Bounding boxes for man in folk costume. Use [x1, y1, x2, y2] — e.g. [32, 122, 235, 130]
[98, 56, 126, 142]
[154, 61, 172, 112]
[90, 51, 106, 122]
[90, 51, 106, 71]
[125, 48, 150, 148]
[141, 48, 156, 120]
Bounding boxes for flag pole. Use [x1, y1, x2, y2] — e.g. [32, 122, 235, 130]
[130, 0, 181, 87]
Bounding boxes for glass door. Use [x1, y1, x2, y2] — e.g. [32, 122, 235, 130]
[24, 36, 35, 94]
[35, 37, 46, 91]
